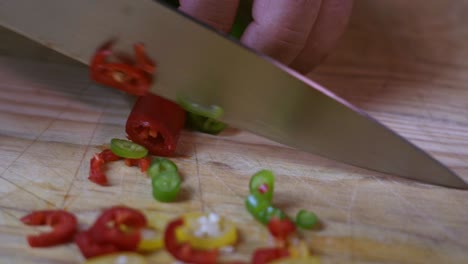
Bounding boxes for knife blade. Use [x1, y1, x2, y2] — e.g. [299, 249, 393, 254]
[0, 0, 465, 188]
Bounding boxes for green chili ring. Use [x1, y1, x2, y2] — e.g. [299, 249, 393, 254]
[148, 157, 178, 180]
[295, 210, 318, 229]
[110, 138, 148, 159]
[249, 170, 275, 202]
[151, 170, 181, 202]
[177, 96, 224, 120]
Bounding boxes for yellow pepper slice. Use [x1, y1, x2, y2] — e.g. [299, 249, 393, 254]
[175, 212, 238, 250]
[288, 240, 310, 258]
[137, 226, 164, 252]
[136, 212, 172, 252]
[84, 252, 147, 264]
[270, 241, 320, 264]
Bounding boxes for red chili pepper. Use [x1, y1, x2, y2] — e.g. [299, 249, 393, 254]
[89, 206, 147, 251]
[252, 247, 290, 264]
[75, 231, 119, 259]
[20, 210, 78, 247]
[267, 217, 297, 241]
[90, 42, 155, 96]
[124, 156, 151, 173]
[164, 218, 219, 264]
[88, 149, 122, 186]
[126, 94, 186, 156]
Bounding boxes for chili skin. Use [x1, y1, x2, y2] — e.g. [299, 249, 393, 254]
[124, 156, 151, 173]
[267, 217, 297, 241]
[75, 231, 119, 259]
[20, 210, 78, 247]
[88, 149, 122, 186]
[164, 218, 219, 264]
[126, 94, 186, 156]
[89, 206, 147, 251]
[90, 42, 155, 96]
[252, 247, 290, 264]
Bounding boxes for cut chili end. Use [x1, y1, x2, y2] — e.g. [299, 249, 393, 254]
[136, 125, 165, 147]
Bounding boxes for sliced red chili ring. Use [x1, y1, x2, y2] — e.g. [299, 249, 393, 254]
[90, 42, 154, 96]
[164, 217, 219, 264]
[20, 210, 78, 247]
[75, 231, 119, 259]
[252, 247, 290, 264]
[89, 206, 147, 251]
[134, 43, 156, 74]
[88, 149, 122, 186]
[124, 156, 152, 173]
[126, 94, 186, 156]
[267, 217, 297, 241]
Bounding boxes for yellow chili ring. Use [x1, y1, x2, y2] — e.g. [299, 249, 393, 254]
[288, 240, 310, 258]
[136, 212, 169, 252]
[137, 226, 164, 252]
[175, 212, 238, 250]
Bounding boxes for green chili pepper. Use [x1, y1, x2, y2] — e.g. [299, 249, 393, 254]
[229, 0, 253, 39]
[151, 170, 181, 202]
[186, 112, 227, 135]
[177, 97, 224, 119]
[295, 210, 318, 229]
[110, 138, 148, 159]
[245, 194, 287, 225]
[249, 169, 275, 202]
[147, 157, 178, 179]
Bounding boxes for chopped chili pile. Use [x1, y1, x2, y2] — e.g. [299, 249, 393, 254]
[90, 42, 155, 96]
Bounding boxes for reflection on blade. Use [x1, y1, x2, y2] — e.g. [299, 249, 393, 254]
[0, 0, 465, 188]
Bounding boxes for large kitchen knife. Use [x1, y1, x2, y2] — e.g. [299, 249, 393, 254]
[0, 0, 465, 188]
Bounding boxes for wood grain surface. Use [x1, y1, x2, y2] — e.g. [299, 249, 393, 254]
[1, 0, 467, 263]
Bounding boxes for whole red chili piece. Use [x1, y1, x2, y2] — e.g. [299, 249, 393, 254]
[267, 217, 297, 241]
[126, 94, 186, 156]
[75, 231, 119, 259]
[88, 149, 122, 186]
[89, 206, 147, 251]
[90, 42, 155, 96]
[252, 247, 290, 264]
[20, 210, 78, 247]
[164, 218, 219, 264]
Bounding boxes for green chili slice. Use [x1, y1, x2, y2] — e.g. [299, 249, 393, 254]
[151, 170, 181, 202]
[186, 112, 227, 135]
[245, 194, 287, 225]
[295, 210, 318, 229]
[177, 97, 224, 119]
[110, 138, 148, 159]
[249, 170, 275, 202]
[147, 157, 178, 179]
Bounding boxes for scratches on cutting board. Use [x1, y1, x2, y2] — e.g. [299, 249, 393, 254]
[193, 143, 205, 212]
[60, 90, 111, 209]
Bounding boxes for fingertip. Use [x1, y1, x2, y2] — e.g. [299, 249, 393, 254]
[178, 0, 240, 33]
[240, 0, 321, 65]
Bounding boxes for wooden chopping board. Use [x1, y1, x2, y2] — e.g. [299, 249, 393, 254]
[0, 0, 467, 263]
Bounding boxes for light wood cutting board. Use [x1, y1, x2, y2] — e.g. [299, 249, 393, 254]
[0, 1, 467, 263]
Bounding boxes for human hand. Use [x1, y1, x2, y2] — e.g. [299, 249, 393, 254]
[178, 0, 353, 74]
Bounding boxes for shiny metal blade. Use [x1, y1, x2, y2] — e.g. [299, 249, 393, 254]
[0, 0, 465, 188]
